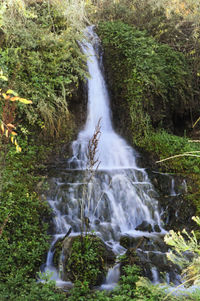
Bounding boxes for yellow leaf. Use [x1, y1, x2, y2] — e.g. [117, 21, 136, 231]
[6, 89, 18, 96]
[11, 131, 17, 136]
[11, 136, 14, 143]
[7, 123, 15, 128]
[15, 140, 18, 146]
[16, 145, 22, 153]
[5, 130, 8, 137]
[1, 123, 4, 133]
[18, 98, 32, 104]
[10, 97, 20, 102]
[2, 93, 10, 100]
[0, 75, 8, 81]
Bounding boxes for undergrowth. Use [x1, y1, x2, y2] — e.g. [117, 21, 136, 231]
[0, 138, 67, 300]
[0, 0, 87, 141]
[98, 21, 193, 145]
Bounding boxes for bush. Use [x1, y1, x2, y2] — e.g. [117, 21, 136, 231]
[0, 0, 87, 141]
[98, 21, 193, 145]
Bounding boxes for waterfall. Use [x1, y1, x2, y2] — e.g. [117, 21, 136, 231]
[44, 26, 164, 285]
[68, 25, 161, 237]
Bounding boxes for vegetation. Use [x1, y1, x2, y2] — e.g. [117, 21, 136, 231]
[0, 0, 87, 141]
[97, 21, 193, 145]
[0, 0, 88, 299]
[65, 235, 107, 287]
[0, 140, 55, 299]
[165, 216, 200, 287]
[1, 0, 200, 300]
[96, 6, 200, 232]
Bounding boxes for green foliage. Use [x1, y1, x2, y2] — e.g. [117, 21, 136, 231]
[0, 278, 66, 301]
[67, 265, 177, 301]
[113, 265, 141, 299]
[67, 281, 93, 301]
[0, 146, 48, 273]
[143, 130, 200, 173]
[0, 0, 88, 141]
[98, 21, 193, 145]
[94, 1, 200, 128]
[134, 278, 174, 301]
[66, 235, 106, 287]
[0, 139, 66, 300]
[165, 216, 200, 286]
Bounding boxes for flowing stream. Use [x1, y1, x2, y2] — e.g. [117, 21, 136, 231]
[44, 26, 171, 288]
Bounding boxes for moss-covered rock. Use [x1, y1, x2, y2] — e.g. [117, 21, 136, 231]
[55, 234, 115, 287]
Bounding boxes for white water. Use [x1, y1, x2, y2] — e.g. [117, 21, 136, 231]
[101, 264, 120, 290]
[44, 26, 164, 286]
[67, 26, 162, 235]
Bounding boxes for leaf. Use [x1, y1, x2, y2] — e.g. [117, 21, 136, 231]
[10, 97, 20, 102]
[11, 131, 17, 136]
[11, 136, 14, 143]
[7, 123, 15, 128]
[2, 93, 10, 100]
[18, 98, 32, 104]
[6, 89, 18, 96]
[1, 123, 4, 133]
[0, 75, 8, 81]
[5, 130, 8, 137]
[16, 145, 22, 153]
[15, 140, 18, 146]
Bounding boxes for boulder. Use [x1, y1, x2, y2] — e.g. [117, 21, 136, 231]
[135, 221, 153, 232]
[154, 224, 161, 233]
[55, 234, 115, 287]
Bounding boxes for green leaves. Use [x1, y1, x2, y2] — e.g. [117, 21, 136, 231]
[165, 217, 200, 287]
[98, 21, 192, 145]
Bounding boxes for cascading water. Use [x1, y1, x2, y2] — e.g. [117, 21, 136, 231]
[68, 26, 161, 236]
[44, 26, 168, 287]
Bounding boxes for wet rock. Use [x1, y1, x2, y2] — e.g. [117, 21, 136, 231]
[122, 244, 181, 284]
[120, 235, 145, 249]
[94, 219, 100, 225]
[53, 240, 63, 267]
[120, 234, 168, 252]
[154, 224, 161, 233]
[135, 221, 153, 232]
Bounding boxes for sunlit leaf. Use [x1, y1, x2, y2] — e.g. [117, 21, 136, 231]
[1, 123, 4, 133]
[6, 89, 18, 96]
[18, 98, 32, 104]
[1, 93, 10, 100]
[16, 145, 22, 153]
[10, 97, 20, 102]
[5, 130, 8, 137]
[0, 75, 8, 81]
[7, 123, 15, 128]
[11, 131, 17, 136]
[11, 136, 14, 143]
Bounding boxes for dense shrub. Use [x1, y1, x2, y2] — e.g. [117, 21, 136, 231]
[0, 0, 87, 141]
[98, 21, 193, 144]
